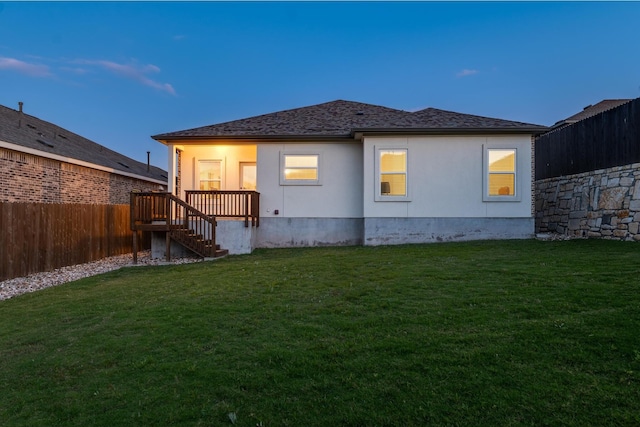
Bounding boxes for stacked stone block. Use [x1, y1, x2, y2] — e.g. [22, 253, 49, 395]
[535, 162, 640, 241]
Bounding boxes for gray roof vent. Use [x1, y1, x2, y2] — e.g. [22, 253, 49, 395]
[36, 139, 54, 148]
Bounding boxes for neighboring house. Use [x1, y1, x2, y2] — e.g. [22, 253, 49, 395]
[0, 102, 167, 204]
[535, 97, 640, 240]
[150, 99, 546, 254]
[550, 99, 632, 131]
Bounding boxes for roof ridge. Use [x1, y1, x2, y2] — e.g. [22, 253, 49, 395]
[551, 98, 635, 129]
[0, 103, 167, 180]
[153, 99, 412, 139]
[153, 99, 547, 140]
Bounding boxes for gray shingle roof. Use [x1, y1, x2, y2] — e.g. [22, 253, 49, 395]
[0, 104, 167, 182]
[409, 107, 545, 129]
[153, 100, 547, 141]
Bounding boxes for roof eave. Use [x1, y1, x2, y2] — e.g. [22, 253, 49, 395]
[352, 127, 549, 137]
[153, 126, 550, 144]
[153, 133, 356, 144]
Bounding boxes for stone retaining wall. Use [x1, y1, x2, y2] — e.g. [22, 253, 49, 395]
[535, 162, 640, 241]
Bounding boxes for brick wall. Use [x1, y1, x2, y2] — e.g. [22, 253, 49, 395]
[1, 147, 165, 204]
[535, 162, 640, 241]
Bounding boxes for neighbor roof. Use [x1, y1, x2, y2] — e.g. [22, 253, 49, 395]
[0, 104, 167, 182]
[551, 99, 633, 129]
[153, 100, 547, 141]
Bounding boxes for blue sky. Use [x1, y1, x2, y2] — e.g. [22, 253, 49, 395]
[1, 1, 639, 170]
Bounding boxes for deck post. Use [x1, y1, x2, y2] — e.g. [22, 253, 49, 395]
[244, 193, 249, 227]
[133, 230, 138, 264]
[166, 231, 171, 262]
[165, 193, 171, 261]
[131, 191, 138, 264]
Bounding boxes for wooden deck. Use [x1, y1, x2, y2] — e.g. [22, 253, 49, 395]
[130, 191, 259, 262]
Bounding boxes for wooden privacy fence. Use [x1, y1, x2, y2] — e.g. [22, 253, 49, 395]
[0, 203, 146, 281]
[535, 98, 640, 180]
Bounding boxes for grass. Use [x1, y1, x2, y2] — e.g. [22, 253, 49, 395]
[1, 239, 639, 426]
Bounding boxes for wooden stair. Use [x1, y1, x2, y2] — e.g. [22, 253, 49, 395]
[170, 225, 228, 258]
[130, 192, 229, 263]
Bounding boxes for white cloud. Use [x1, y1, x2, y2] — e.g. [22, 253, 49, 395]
[75, 59, 176, 95]
[60, 66, 89, 75]
[0, 56, 51, 77]
[142, 64, 161, 73]
[456, 69, 479, 78]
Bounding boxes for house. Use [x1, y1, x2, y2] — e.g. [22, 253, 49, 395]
[148, 100, 547, 255]
[0, 102, 170, 280]
[550, 99, 632, 131]
[0, 102, 167, 204]
[535, 97, 640, 240]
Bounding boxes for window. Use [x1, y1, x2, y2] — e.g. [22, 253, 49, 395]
[281, 153, 321, 185]
[484, 148, 519, 201]
[240, 162, 257, 190]
[377, 148, 408, 199]
[199, 160, 221, 190]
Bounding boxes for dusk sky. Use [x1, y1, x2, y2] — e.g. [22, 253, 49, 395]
[1, 1, 639, 170]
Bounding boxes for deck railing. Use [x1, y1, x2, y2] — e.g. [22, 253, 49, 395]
[185, 190, 260, 227]
[130, 191, 168, 224]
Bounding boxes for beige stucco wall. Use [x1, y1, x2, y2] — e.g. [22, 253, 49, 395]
[362, 135, 533, 219]
[172, 135, 533, 220]
[176, 144, 257, 198]
[257, 142, 363, 218]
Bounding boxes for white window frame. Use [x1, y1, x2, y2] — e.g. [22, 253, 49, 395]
[375, 147, 410, 202]
[280, 152, 322, 186]
[197, 159, 223, 191]
[483, 146, 521, 202]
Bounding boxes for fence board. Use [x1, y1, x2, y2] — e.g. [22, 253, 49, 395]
[536, 98, 640, 180]
[0, 203, 148, 281]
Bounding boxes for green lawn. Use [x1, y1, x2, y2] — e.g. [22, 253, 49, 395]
[1, 240, 639, 426]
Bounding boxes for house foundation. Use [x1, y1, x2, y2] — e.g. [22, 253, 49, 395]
[364, 217, 534, 246]
[255, 217, 364, 248]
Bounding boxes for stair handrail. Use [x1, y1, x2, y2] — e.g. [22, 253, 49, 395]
[130, 191, 218, 258]
[167, 194, 217, 258]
